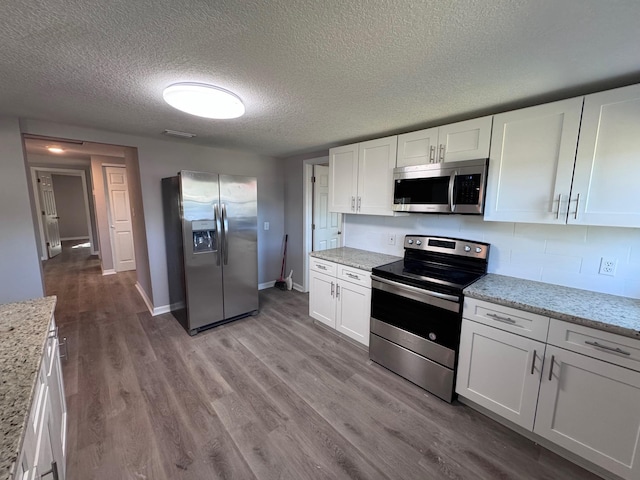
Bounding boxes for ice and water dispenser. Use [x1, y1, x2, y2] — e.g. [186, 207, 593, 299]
[191, 220, 217, 254]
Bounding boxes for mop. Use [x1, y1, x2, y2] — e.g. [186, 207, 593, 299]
[275, 234, 288, 290]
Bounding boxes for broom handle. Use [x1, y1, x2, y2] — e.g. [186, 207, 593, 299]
[280, 234, 288, 278]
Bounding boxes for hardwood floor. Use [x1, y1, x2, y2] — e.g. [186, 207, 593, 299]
[43, 241, 602, 479]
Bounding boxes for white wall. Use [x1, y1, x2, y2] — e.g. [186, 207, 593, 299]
[51, 174, 88, 239]
[344, 214, 640, 299]
[20, 119, 285, 310]
[0, 117, 44, 302]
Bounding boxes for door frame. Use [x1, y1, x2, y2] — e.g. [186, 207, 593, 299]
[30, 166, 96, 260]
[302, 157, 343, 292]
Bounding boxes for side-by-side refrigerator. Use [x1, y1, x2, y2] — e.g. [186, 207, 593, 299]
[162, 170, 259, 335]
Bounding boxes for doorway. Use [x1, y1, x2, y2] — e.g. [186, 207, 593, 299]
[312, 164, 342, 251]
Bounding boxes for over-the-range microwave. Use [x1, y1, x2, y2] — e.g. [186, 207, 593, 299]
[392, 158, 488, 214]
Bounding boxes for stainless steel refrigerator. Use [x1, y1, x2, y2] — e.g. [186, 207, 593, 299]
[162, 170, 259, 335]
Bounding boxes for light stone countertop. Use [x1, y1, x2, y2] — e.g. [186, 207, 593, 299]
[1, 296, 57, 480]
[309, 247, 401, 272]
[464, 274, 640, 339]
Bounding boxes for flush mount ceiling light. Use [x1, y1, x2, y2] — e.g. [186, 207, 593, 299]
[162, 83, 245, 119]
[47, 146, 64, 153]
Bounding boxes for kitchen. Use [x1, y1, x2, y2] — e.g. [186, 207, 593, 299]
[2, 1, 640, 480]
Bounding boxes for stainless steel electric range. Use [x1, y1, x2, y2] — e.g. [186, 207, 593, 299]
[370, 235, 490, 402]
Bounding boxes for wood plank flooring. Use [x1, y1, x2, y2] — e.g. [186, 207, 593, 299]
[43, 241, 602, 479]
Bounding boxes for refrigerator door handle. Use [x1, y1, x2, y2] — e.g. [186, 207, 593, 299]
[222, 203, 229, 265]
[214, 203, 222, 266]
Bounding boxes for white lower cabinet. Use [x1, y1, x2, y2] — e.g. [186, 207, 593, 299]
[457, 298, 640, 480]
[309, 258, 371, 346]
[15, 318, 66, 480]
[534, 345, 640, 480]
[457, 320, 545, 430]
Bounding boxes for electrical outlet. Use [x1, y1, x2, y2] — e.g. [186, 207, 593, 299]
[263, 222, 269, 231]
[388, 234, 396, 246]
[599, 257, 617, 276]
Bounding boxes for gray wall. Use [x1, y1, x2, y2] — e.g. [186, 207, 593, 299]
[51, 174, 89, 239]
[124, 147, 152, 304]
[0, 117, 44, 302]
[20, 119, 285, 310]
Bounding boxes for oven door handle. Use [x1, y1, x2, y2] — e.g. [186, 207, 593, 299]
[371, 275, 460, 313]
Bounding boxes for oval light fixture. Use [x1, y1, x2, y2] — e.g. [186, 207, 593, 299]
[163, 82, 245, 119]
[47, 146, 65, 153]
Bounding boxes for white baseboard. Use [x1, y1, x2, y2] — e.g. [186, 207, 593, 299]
[293, 282, 305, 292]
[153, 305, 171, 316]
[60, 236, 90, 241]
[259, 281, 276, 290]
[135, 282, 154, 315]
[102, 269, 116, 276]
[91, 250, 99, 256]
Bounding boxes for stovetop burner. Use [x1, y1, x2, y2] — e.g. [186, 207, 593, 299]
[372, 235, 490, 293]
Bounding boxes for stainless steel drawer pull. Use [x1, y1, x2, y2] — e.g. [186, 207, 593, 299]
[41, 461, 59, 480]
[530, 350, 537, 375]
[345, 272, 359, 279]
[336, 284, 340, 299]
[331, 282, 334, 297]
[59, 337, 68, 359]
[548, 355, 555, 381]
[351, 196, 355, 211]
[429, 145, 436, 163]
[486, 313, 516, 324]
[48, 326, 59, 339]
[317, 264, 327, 270]
[584, 340, 631, 356]
[555, 193, 562, 219]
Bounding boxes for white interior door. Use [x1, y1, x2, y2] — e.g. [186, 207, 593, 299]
[105, 166, 136, 272]
[37, 172, 62, 258]
[313, 165, 342, 251]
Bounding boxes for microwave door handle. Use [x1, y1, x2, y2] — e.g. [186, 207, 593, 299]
[448, 170, 457, 212]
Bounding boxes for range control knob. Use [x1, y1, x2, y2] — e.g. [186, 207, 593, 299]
[475, 247, 482, 253]
[407, 239, 414, 245]
[464, 245, 471, 252]
[416, 240, 422, 246]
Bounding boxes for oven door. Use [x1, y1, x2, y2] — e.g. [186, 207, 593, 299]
[370, 276, 463, 402]
[370, 276, 462, 367]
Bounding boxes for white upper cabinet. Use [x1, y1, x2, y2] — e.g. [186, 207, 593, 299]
[569, 83, 640, 227]
[397, 116, 492, 167]
[484, 97, 583, 223]
[329, 136, 397, 216]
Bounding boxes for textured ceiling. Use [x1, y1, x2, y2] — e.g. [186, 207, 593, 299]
[2, 0, 640, 158]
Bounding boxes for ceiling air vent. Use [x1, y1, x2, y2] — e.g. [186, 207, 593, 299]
[163, 129, 196, 139]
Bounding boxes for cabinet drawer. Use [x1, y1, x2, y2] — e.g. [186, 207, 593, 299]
[548, 319, 640, 372]
[463, 298, 550, 342]
[309, 258, 337, 276]
[337, 265, 371, 288]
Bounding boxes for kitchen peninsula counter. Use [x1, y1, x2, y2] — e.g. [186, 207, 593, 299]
[464, 274, 640, 339]
[0, 296, 57, 480]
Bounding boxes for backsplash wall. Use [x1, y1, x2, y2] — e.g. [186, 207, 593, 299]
[343, 215, 640, 299]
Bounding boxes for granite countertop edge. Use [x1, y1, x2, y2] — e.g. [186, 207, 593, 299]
[464, 274, 640, 340]
[309, 247, 401, 272]
[1, 296, 57, 480]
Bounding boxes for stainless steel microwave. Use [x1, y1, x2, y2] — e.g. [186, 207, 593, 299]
[392, 158, 488, 214]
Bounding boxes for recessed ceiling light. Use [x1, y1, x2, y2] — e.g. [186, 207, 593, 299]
[163, 83, 245, 119]
[47, 146, 64, 153]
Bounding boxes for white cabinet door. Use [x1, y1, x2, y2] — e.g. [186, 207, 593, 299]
[484, 98, 583, 223]
[33, 390, 56, 480]
[335, 280, 371, 346]
[357, 136, 397, 216]
[570, 83, 640, 227]
[534, 346, 640, 480]
[396, 127, 439, 167]
[456, 320, 545, 430]
[47, 337, 67, 480]
[439, 116, 492, 163]
[329, 143, 359, 214]
[309, 270, 336, 328]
